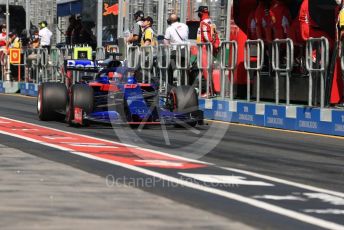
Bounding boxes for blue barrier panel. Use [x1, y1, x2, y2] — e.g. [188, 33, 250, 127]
[296, 107, 320, 133]
[199, 98, 344, 137]
[265, 105, 296, 130]
[237, 102, 265, 126]
[0, 81, 4, 93]
[332, 110, 344, 136]
[199, 99, 215, 120]
[213, 100, 235, 122]
[199, 98, 205, 110]
[236, 102, 255, 125]
[19, 82, 28, 95]
[28, 83, 38, 97]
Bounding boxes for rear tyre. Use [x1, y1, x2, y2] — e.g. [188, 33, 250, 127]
[66, 84, 94, 126]
[168, 86, 198, 128]
[37, 82, 67, 121]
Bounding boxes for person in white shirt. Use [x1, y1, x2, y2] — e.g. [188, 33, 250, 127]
[38, 21, 53, 53]
[164, 14, 189, 86]
[164, 14, 189, 50]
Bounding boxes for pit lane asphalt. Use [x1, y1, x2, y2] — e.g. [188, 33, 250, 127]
[0, 93, 344, 229]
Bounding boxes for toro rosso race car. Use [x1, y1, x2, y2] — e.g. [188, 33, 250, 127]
[37, 57, 203, 128]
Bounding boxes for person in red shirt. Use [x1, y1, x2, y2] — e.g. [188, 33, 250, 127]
[196, 6, 216, 96]
[289, 0, 333, 46]
[255, 0, 273, 42]
[0, 24, 7, 48]
[288, 0, 340, 103]
[269, 0, 292, 40]
[247, 9, 258, 40]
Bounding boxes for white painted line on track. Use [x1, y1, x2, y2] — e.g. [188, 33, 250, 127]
[252, 195, 307, 201]
[303, 193, 344, 205]
[0, 118, 344, 229]
[304, 210, 344, 215]
[179, 173, 274, 186]
[222, 167, 344, 198]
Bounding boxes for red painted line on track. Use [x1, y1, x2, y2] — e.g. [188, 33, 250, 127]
[0, 117, 206, 169]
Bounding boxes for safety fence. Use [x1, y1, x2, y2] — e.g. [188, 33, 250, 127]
[125, 38, 343, 136]
[0, 39, 343, 136]
[124, 37, 334, 109]
[0, 37, 339, 106]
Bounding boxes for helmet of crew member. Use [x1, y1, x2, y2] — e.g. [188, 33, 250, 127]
[195, 6, 209, 18]
[134, 10, 144, 21]
[39, 21, 48, 29]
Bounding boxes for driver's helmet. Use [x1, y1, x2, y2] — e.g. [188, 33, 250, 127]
[127, 76, 137, 84]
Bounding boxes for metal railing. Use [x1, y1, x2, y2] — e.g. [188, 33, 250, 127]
[244, 39, 264, 102]
[197, 42, 213, 98]
[140, 46, 155, 83]
[157, 44, 170, 93]
[272, 38, 294, 105]
[96, 47, 106, 60]
[0, 40, 337, 112]
[220, 41, 238, 100]
[305, 37, 329, 108]
[26, 48, 47, 84]
[127, 46, 140, 70]
[175, 44, 190, 86]
[0, 50, 8, 81]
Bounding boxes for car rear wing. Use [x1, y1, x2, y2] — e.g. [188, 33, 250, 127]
[65, 60, 100, 72]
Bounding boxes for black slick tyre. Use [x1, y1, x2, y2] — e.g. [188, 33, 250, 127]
[37, 82, 67, 121]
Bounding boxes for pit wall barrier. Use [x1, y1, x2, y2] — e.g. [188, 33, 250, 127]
[199, 99, 344, 136]
[19, 82, 38, 97]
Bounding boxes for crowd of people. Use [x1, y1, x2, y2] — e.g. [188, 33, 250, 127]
[246, 0, 344, 56]
[0, 21, 53, 81]
[0, 21, 53, 51]
[125, 6, 219, 89]
[245, 0, 344, 105]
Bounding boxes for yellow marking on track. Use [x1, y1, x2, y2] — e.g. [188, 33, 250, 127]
[206, 119, 344, 140]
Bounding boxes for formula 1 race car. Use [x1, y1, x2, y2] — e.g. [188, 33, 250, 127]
[37, 57, 203, 128]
